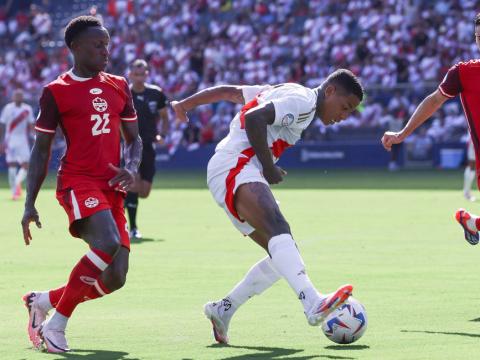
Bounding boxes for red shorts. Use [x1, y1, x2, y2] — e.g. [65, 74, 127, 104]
[56, 185, 130, 250]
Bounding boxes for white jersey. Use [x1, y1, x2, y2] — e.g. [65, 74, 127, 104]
[0, 102, 34, 145]
[210, 83, 317, 178]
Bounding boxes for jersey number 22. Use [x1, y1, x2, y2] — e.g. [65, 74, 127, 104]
[91, 114, 111, 136]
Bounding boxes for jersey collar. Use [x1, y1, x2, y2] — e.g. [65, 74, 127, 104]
[67, 69, 94, 82]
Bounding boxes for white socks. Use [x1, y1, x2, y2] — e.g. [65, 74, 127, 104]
[268, 233, 319, 312]
[227, 256, 281, 307]
[8, 167, 16, 193]
[47, 310, 68, 331]
[464, 167, 476, 193]
[15, 167, 27, 187]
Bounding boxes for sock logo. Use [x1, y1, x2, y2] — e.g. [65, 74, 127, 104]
[298, 291, 306, 300]
[222, 298, 232, 311]
[297, 269, 306, 276]
[79, 276, 96, 286]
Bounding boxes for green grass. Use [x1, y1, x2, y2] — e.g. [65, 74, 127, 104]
[1, 169, 480, 359]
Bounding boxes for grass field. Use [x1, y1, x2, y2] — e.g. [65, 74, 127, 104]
[1, 169, 480, 360]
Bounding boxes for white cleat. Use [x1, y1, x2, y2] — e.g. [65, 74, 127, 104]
[305, 284, 353, 326]
[204, 298, 234, 344]
[39, 320, 70, 353]
[22, 292, 49, 349]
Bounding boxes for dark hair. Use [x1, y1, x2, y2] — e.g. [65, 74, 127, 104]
[64, 15, 102, 48]
[476, 13, 480, 26]
[325, 69, 364, 102]
[130, 59, 148, 70]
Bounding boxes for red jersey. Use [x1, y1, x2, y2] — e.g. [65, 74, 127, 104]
[35, 70, 137, 190]
[439, 60, 480, 184]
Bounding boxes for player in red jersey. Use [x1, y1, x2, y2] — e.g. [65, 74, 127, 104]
[382, 13, 480, 246]
[20, 16, 142, 353]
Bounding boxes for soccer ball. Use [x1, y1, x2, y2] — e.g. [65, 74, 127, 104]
[321, 297, 367, 344]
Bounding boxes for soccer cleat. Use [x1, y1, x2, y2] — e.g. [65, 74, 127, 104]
[129, 227, 142, 240]
[39, 320, 70, 353]
[306, 284, 353, 326]
[455, 208, 479, 245]
[204, 298, 234, 344]
[22, 292, 49, 349]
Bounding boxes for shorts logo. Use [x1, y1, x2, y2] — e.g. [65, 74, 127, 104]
[84, 197, 99, 208]
[89, 88, 103, 95]
[79, 276, 96, 285]
[92, 97, 108, 112]
[281, 113, 294, 127]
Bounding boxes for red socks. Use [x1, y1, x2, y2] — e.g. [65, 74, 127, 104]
[49, 278, 111, 308]
[55, 248, 112, 317]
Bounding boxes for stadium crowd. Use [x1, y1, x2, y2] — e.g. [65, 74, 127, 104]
[0, 0, 477, 148]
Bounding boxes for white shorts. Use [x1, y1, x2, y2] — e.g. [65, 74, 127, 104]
[207, 151, 269, 235]
[467, 139, 475, 162]
[5, 142, 30, 164]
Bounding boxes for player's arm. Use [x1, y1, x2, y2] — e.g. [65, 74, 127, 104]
[244, 102, 286, 184]
[109, 116, 143, 191]
[171, 85, 244, 122]
[21, 132, 54, 245]
[0, 123, 5, 153]
[381, 90, 448, 151]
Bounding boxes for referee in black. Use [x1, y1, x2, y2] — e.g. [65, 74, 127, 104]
[125, 59, 169, 239]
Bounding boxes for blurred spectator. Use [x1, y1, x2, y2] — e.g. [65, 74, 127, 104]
[0, 0, 476, 148]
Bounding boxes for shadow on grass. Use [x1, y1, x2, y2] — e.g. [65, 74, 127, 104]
[130, 237, 165, 245]
[470, 317, 480, 322]
[45, 349, 139, 360]
[207, 344, 355, 360]
[324, 345, 369, 351]
[401, 329, 480, 338]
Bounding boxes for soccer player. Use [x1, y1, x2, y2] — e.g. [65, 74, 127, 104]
[464, 136, 476, 201]
[20, 16, 142, 352]
[125, 59, 169, 239]
[172, 69, 364, 343]
[0, 89, 35, 200]
[382, 13, 480, 245]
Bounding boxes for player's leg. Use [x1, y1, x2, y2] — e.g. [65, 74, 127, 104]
[7, 162, 17, 196]
[126, 142, 155, 238]
[235, 182, 352, 325]
[204, 230, 281, 343]
[39, 210, 120, 352]
[464, 160, 476, 201]
[13, 162, 28, 199]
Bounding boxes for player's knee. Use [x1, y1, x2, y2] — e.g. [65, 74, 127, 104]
[100, 230, 121, 256]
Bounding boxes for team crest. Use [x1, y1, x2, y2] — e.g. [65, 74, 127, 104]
[92, 97, 108, 112]
[89, 88, 103, 95]
[84, 197, 99, 208]
[281, 113, 295, 127]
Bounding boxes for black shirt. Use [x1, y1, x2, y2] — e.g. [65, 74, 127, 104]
[131, 84, 168, 143]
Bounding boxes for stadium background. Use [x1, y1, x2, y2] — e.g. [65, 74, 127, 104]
[0, 0, 478, 171]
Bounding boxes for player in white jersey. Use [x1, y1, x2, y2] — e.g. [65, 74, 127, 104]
[464, 136, 476, 201]
[0, 89, 35, 200]
[172, 69, 364, 343]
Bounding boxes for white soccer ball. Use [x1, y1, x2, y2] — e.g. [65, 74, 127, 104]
[321, 297, 367, 344]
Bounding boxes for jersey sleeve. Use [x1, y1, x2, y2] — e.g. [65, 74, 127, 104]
[0, 105, 7, 124]
[242, 85, 270, 103]
[270, 96, 301, 128]
[35, 87, 60, 134]
[438, 64, 462, 98]
[156, 89, 168, 110]
[120, 80, 137, 122]
[27, 105, 35, 124]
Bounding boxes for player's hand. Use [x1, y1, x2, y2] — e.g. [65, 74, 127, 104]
[263, 165, 287, 185]
[171, 101, 189, 123]
[381, 131, 405, 151]
[21, 205, 42, 245]
[108, 163, 135, 191]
